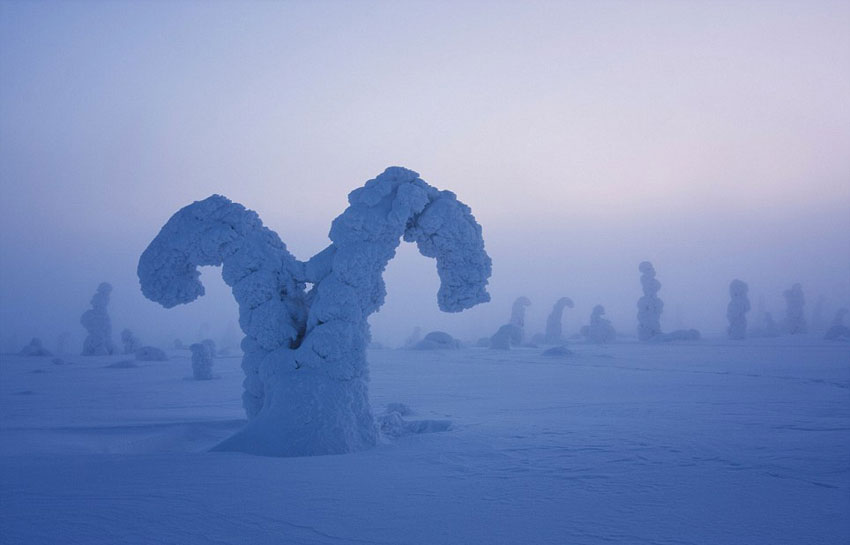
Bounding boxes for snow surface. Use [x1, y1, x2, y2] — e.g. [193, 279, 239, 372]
[1, 339, 848, 544]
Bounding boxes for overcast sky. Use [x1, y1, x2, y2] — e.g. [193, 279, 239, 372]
[1, 0, 848, 349]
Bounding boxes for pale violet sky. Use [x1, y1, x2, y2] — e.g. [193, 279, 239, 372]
[1, 1, 848, 348]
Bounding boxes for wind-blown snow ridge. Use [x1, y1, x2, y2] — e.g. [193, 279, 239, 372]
[138, 166, 491, 456]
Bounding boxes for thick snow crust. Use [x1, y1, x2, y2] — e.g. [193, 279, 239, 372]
[1, 339, 847, 544]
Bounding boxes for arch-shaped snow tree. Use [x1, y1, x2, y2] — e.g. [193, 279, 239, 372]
[543, 297, 574, 344]
[138, 167, 491, 456]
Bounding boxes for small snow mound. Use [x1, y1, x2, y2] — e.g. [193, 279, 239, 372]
[106, 360, 139, 369]
[135, 346, 168, 361]
[542, 345, 573, 357]
[413, 331, 461, 350]
[51, 358, 65, 365]
[378, 412, 452, 439]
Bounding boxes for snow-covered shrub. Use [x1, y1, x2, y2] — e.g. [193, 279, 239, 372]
[782, 283, 807, 334]
[413, 331, 461, 350]
[138, 166, 491, 457]
[80, 282, 115, 356]
[726, 279, 750, 340]
[120, 329, 141, 354]
[636, 262, 663, 341]
[824, 308, 849, 341]
[190, 341, 215, 380]
[20, 338, 52, 357]
[544, 297, 574, 344]
[541, 345, 572, 357]
[581, 305, 616, 344]
[135, 346, 167, 361]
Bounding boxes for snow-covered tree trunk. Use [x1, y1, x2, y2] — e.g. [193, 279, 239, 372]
[138, 167, 491, 456]
[81, 282, 115, 356]
[726, 279, 750, 340]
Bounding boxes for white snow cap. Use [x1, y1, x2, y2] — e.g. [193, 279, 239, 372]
[138, 166, 491, 456]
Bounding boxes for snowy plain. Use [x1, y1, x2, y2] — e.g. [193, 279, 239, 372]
[1, 338, 848, 545]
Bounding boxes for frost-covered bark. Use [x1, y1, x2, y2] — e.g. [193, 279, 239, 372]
[121, 329, 141, 354]
[636, 262, 663, 341]
[544, 297, 574, 344]
[581, 305, 616, 344]
[782, 283, 807, 335]
[81, 282, 115, 356]
[190, 341, 215, 380]
[138, 167, 491, 457]
[726, 279, 750, 340]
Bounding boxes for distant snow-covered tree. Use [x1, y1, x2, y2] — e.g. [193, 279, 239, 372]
[637, 262, 663, 341]
[544, 297, 574, 344]
[782, 283, 807, 335]
[81, 282, 115, 356]
[726, 279, 750, 340]
[20, 338, 52, 357]
[190, 341, 215, 380]
[120, 329, 141, 354]
[138, 167, 491, 457]
[581, 305, 616, 344]
[509, 296, 531, 343]
[824, 308, 849, 341]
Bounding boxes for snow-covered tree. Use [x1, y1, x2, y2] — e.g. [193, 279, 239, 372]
[509, 296, 531, 344]
[782, 283, 807, 334]
[81, 282, 115, 356]
[121, 329, 141, 354]
[726, 279, 750, 340]
[636, 261, 663, 341]
[404, 326, 422, 348]
[581, 305, 616, 344]
[190, 341, 215, 380]
[544, 297, 574, 344]
[20, 337, 52, 357]
[138, 167, 491, 457]
[824, 308, 849, 341]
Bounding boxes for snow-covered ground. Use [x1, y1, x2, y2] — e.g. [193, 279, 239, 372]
[1, 338, 848, 544]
